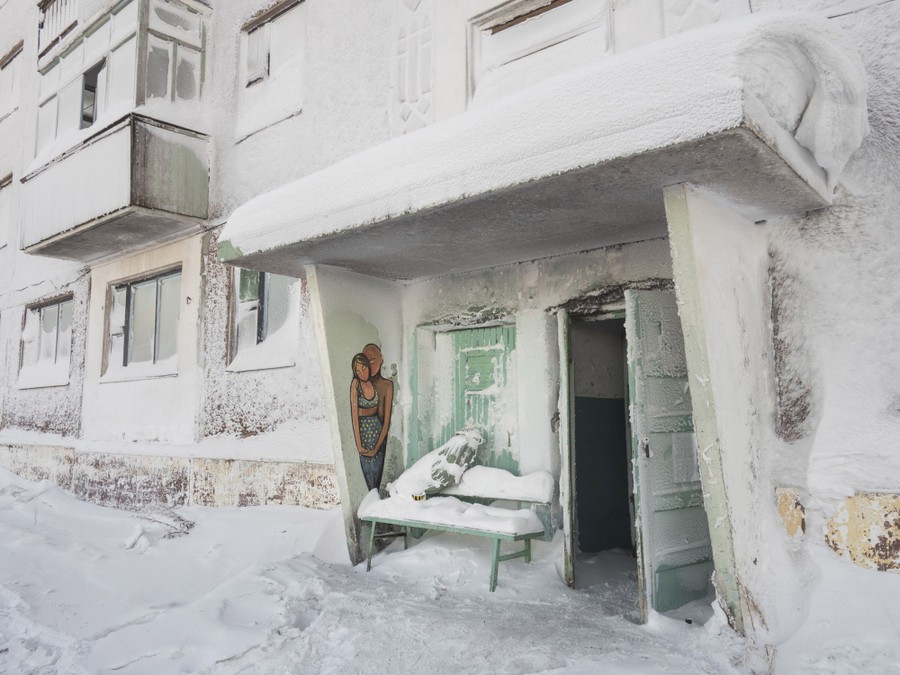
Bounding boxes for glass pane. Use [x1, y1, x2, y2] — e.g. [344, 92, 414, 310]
[57, 299, 73, 364]
[263, 273, 293, 339]
[146, 38, 171, 99]
[56, 79, 81, 138]
[175, 47, 199, 100]
[37, 97, 58, 150]
[156, 272, 181, 362]
[128, 279, 156, 364]
[238, 269, 259, 302]
[109, 285, 127, 367]
[235, 302, 258, 354]
[39, 305, 59, 364]
[246, 25, 267, 85]
[23, 309, 40, 367]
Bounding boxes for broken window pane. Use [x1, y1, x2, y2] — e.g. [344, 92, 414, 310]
[81, 59, 105, 128]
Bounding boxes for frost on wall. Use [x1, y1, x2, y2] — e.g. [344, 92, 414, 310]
[767, 250, 813, 442]
[200, 228, 328, 442]
[1, 272, 89, 437]
[392, 0, 433, 136]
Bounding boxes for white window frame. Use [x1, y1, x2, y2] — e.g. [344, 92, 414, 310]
[466, 0, 610, 104]
[103, 267, 182, 381]
[0, 40, 23, 123]
[18, 295, 74, 389]
[227, 268, 298, 373]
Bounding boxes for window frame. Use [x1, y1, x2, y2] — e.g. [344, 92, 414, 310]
[227, 268, 298, 372]
[240, 0, 302, 88]
[18, 294, 75, 389]
[103, 266, 182, 379]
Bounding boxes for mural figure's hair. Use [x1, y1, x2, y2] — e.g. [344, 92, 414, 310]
[362, 343, 381, 354]
[351, 353, 371, 378]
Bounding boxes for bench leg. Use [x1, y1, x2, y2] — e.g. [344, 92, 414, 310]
[403, 526, 409, 550]
[366, 521, 377, 572]
[490, 539, 501, 592]
[525, 538, 532, 564]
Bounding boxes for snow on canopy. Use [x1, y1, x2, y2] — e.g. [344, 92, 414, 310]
[219, 11, 867, 263]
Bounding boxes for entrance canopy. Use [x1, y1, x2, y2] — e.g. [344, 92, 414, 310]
[218, 13, 867, 281]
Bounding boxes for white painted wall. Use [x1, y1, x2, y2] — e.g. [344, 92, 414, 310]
[81, 236, 203, 444]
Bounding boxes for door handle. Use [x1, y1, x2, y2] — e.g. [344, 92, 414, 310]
[641, 438, 650, 459]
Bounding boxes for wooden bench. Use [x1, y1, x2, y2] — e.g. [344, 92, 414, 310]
[359, 467, 554, 592]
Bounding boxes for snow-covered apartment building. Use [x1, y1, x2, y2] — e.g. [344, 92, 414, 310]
[0, 0, 897, 657]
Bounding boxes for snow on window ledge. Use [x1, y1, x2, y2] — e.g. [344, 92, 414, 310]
[101, 356, 178, 384]
[226, 323, 296, 373]
[17, 363, 70, 390]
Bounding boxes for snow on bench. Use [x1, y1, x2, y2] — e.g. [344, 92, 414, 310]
[359, 467, 554, 591]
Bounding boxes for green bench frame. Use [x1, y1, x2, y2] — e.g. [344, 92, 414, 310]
[361, 501, 548, 592]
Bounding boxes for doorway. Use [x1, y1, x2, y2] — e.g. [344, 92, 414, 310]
[559, 289, 715, 621]
[569, 316, 637, 591]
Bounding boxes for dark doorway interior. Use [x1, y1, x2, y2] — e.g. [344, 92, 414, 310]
[571, 318, 634, 555]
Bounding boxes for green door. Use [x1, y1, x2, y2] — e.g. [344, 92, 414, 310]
[625, 289, 713, 620]
[442, 325, 517, 472]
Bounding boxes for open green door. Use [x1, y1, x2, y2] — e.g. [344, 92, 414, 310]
[625, 289, 713, 620]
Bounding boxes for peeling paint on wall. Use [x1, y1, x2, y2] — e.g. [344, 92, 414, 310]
[192, 458, 339, 509]
[775, 487, 806, 538]
[826, 493, 900, 572]
[767, 250, 813, 442]
[0, 444, 339, 511]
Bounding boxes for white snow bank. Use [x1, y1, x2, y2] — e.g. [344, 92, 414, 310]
[358, 490, 545, 536]
[220, 12, 867, 261]
[443, 465, 555, 503]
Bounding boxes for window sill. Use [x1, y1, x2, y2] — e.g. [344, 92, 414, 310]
[17, 366, 70, 390]
[101, 365, 178, 384]
[226, 356, 295, 374]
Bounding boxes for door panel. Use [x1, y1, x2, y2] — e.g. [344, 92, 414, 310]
[441, 325, 518, 472]
[625, 289, 713, 619]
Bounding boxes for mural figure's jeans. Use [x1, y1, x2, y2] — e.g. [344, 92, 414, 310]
[359, 415, 385, 490]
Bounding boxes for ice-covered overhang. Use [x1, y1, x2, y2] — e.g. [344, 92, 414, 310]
[218, 12, 867, 281]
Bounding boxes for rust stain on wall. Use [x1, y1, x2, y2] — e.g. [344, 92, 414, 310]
[775, 487, 806, 538]
[826, 493, 900, 572]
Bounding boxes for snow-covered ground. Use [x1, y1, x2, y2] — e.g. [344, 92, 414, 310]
[5, 468, 892, 675]
[1, 469, 755, 674]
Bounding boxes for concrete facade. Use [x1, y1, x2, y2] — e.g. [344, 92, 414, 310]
[0, 0, 898, 660]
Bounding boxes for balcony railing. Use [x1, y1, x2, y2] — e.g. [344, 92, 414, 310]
[38, 0, 78, 57]
[21, 114, 208, 262]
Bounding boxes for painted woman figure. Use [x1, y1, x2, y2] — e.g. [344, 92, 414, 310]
[350, 353, 385, 490]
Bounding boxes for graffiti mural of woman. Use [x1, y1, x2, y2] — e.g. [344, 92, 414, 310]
[350, 345, 393, 491]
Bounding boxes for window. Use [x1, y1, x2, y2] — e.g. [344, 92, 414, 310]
[468, 0, 609, 105]
[107, 269, 181, 376]
[229, 269, 297, 371]
[81, 59, 105, 128]
[235, 0, 305, 141]
[19, 296, 74, 388]
[0, 40, 23, 122]
[0, 173, 11, 250]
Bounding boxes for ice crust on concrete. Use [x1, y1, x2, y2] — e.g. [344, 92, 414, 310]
[220, 12, 867, 262]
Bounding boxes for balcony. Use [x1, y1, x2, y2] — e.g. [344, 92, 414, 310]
[21, 114, 208, 262]
[38, 0, 79, 59]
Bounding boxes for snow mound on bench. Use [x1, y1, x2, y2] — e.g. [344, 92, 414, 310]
[443, 466, 554, 504]
[388, 429, 483, 499]
[358, 492, 544, 537]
